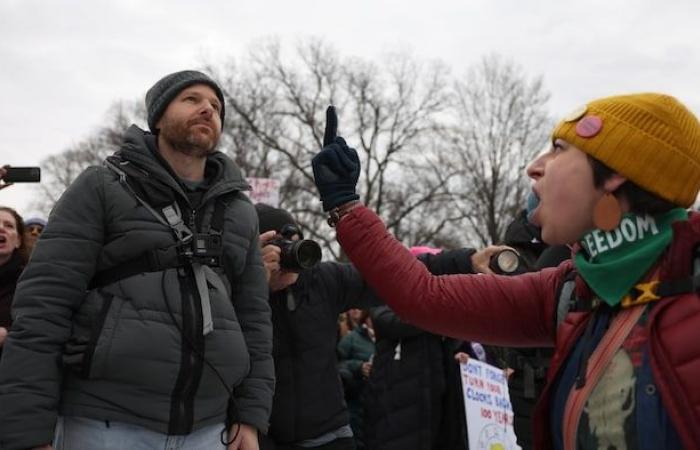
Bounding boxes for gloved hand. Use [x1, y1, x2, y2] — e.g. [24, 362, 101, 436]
[312, 106, 360, 212]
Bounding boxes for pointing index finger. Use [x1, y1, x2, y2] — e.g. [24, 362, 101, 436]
[323, 105, 338, 146]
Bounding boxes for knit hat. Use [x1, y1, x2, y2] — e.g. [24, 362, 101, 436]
[255, 203, 297, 234]
[409, 246, 441, 256]
[24, 217, 47, 228]
[552, 93, 700, 207]
[145, 70, 225, 133]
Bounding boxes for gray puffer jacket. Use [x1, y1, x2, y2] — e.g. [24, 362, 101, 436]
[0, 126, 273, 450]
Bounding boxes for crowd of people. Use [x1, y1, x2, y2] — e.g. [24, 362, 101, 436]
[0, 69, 699, 450]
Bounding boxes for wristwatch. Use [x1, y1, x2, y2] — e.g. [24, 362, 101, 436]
[327, 201, 361, 227]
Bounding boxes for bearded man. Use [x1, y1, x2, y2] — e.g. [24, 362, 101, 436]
[0, 71, 272, 450]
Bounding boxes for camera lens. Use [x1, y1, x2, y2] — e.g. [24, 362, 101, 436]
[278, 239, 323, 271]
[293, 240, 322, 270]
[491, 249, 521, 274]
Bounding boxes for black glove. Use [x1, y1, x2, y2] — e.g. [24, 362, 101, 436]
[312, 106, 360, 212]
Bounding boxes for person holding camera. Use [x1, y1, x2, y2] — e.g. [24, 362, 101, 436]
[313, 96, 700, 450]
[0, 70, 273, 450]
[255, 203, 379, 450]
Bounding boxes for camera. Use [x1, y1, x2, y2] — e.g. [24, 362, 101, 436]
[188, 233, 223, 266]
[269, 224, 322, 272]
[489, 249, 529, 275]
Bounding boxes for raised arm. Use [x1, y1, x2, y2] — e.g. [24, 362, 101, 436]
[312, 107, 562, 347]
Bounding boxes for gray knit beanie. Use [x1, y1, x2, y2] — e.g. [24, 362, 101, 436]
[145, 70, 225, 132]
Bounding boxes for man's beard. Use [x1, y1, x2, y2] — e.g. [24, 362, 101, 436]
[159, 116, 220, 157]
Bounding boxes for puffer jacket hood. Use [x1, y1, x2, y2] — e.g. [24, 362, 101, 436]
[114, 125, 250, 203]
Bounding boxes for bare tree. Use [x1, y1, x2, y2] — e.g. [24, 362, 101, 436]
[31, 44, 553, 257]
[213, 38, 458, 258]
[446, 54, 552, 246]
[33, 100, 144, 214]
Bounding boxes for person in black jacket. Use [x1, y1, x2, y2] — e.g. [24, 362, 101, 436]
[365, 246, 501, 450]
[0, 206, 25, 354]
[499, 210, 569, 450]
[256, 204, 378, 450]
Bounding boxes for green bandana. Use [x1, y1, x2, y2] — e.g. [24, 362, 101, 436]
[574, 208, 688, 307]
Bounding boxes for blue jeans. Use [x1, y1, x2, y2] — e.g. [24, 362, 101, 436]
[53, 416, 227, 450]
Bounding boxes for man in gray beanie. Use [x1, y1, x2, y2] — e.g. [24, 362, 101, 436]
[146, 70, 226, 133]
[0, 70, 272, 450]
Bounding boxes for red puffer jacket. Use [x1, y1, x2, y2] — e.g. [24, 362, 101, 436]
[336, 206, 700, 450]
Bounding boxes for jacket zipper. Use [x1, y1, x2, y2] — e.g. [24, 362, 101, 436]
[169, 208, 205, 434]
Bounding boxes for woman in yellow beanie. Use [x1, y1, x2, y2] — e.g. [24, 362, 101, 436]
[312, 94, 700, 450]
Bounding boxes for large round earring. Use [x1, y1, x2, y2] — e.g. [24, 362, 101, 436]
[593, 193, 622, 231]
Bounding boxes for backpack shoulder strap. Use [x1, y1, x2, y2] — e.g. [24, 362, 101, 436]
[623, 247, 700, 307]
[653, 250, 700, 298]
[104, 159, 193, 244]
[208, 191, 238, 234]
[90, 160, 195, 290]
[555, 270, 578, 329]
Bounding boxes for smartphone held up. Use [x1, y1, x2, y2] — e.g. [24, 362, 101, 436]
[2, 166, 41, 183]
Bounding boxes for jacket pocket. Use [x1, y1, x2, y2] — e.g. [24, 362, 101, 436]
[81, 292, 115, 378]
[83, 293, 126, 379]
[63, 290, 117, 378]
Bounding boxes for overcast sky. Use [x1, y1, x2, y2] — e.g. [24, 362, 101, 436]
[2, 0, 699, 216]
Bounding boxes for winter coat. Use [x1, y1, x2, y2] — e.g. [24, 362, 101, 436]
[0, 251, 23, 361]
[364, 248, 477, 450]
[337, 326, 375, 392]
[335, 206, 700, 450]
[337, 325, 375, 449]
[0, 251, 23, 330]
[0, 125, 273, 450]
[366, 306, 446, 450]
[502, 213, 570, 450]
[268, 261, 377, 445]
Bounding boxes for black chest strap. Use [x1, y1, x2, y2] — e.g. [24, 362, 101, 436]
[557, 250, 700, 326]
[89, 161, 233, 290]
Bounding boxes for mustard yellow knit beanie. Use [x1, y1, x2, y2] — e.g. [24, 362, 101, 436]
[552, 93, 700, 207]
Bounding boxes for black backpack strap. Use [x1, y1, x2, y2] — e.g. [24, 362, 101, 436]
[210, 191, 237, 233]
[90, 160, 195, 290]
[622, 248, 700, 307]
[657, 274, 700, 296]
[105, 159, 193, 245]
[655, 247, 700, 297]
[89, 245, 184, 290]
[507, 349, 551, 399]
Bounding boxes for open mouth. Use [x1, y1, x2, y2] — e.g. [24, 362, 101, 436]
[526, 189, 541, 224]
[0, 236, 7, 244]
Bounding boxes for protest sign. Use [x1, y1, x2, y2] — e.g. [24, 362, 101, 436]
[247, 177, 280, 207]
[461, 359, 521, 450]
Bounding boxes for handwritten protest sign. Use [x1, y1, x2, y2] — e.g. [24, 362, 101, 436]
[247, 177, 280, 207]
[461, 359, 521, 450]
